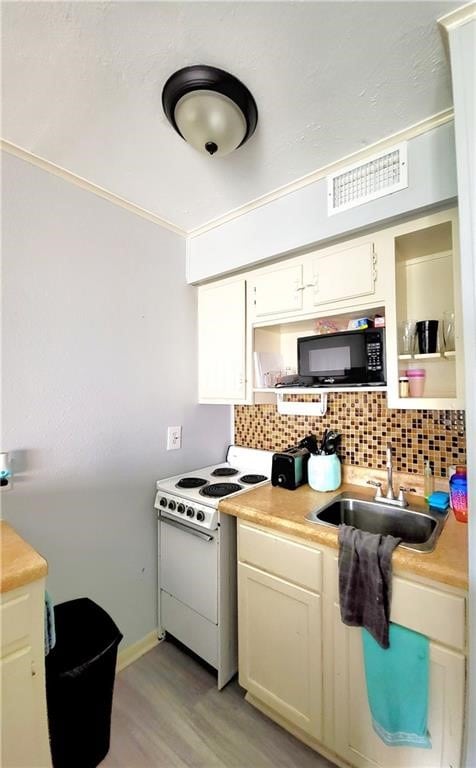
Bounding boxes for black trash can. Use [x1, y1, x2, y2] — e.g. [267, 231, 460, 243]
[45, 598, 123, 768]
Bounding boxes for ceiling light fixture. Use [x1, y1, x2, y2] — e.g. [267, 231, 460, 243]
[162, 65, 258, 157]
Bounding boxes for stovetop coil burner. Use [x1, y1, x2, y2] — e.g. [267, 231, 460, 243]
[211, 467, 238, 477]
[240, 474, 268, 485]
[176, 477, 208, 489]
[200, 482, 243, 498]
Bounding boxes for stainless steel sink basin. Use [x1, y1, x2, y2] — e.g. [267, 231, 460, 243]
[306, 492, 448, 553]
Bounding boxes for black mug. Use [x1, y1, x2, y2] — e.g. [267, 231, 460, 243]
[416, 320, 439, 354]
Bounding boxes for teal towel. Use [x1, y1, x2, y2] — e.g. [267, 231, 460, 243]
[44, 590, 56, 656]
[362, 623, 431, 748]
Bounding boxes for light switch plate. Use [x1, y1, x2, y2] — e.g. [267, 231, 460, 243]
[167, 426, 182, 451]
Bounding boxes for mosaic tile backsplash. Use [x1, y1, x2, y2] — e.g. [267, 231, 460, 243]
[235, 393, 466, 479]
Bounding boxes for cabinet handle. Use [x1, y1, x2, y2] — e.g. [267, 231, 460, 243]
[295, 285, 306, 292]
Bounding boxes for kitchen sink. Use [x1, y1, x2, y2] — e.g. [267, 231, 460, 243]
[306, 493, 448, 553]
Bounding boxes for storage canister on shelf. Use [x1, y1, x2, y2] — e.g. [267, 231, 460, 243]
[406, 368, 426, 397]
[399, 376, 409, 397]
[449, 466, 467, 523]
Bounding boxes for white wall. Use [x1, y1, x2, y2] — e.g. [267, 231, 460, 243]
[1, 152, 231, 647]
[445, 13, 476, 767]
[187, 121, 457, 283]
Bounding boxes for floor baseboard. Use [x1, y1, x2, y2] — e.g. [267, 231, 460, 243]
[116, 629, 161, 672]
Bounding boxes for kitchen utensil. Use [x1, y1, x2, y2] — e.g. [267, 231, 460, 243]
[308, 453, 341, 492]
[398, 320, 416, 355]
[320, 429, 328, 455]
[416, 320, 439, 354]
[406, 368, 425, 397]
[298, 434, 319, 455]
[442, 311, 455, 352]
[271, 448, 310, 490]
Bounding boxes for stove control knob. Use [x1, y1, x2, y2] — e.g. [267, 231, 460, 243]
[177, 503, 185, 514]
[186, 507, 195, 518]
[196, 511, 205, 522]
[159, 497, 167, 508]
[168, 500, 176, 511]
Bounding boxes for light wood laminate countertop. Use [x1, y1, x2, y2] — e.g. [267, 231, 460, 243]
[219, 482, 468, 591]
[1, 521, 48, 593]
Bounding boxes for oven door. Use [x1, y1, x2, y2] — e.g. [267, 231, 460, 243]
[159, 514, 218, 624]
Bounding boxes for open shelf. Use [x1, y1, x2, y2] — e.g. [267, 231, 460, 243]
[253, 386, 388, 394]
[398, 352, 455, 361]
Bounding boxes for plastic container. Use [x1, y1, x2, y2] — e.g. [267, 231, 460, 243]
[308, 453, 341, 492]
[46, 598, 123, 768]
[449, 467, 468, 523]
[399, 376, 409, 397]
[406, 368, 426, 397]
[424, 460, 434, 500]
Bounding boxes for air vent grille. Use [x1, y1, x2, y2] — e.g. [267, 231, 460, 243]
[328, 143, 408, 215]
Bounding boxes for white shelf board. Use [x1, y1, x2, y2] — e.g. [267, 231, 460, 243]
[253, 386, 388, 394]
[398, 353, 455, 361]
[395, 395, 459, 408]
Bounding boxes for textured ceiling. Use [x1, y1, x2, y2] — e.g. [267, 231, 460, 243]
[2, 1, 458, 231]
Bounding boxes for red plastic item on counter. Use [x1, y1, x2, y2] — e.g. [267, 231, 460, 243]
[450, 466, 468, 523]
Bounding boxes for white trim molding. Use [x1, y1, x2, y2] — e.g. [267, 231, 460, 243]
[0, 139, 186, 237]
[2, 108, 454, 240]
[188, 109, 454, 238]
[116, 629, 161, 672]
[438, 2, 476, 31]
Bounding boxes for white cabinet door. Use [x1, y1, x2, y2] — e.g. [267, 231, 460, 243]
[333, 605, 465, 768]
[198, 277, 247, 403]
[251, 263, 304, 319]
[238, 562, 322, 740]
[1, 580, 52, 768]
[307, 241, 376, 309]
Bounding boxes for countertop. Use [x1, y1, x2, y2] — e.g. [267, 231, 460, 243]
[1, 521, 48, 593]
[219, 482, 468, 591]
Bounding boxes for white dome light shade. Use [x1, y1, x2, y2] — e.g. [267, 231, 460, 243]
[174, 91, 247, 157]
[162, 65, 258, 157]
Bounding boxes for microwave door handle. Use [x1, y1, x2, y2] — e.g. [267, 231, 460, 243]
[160, 515, 214, 542]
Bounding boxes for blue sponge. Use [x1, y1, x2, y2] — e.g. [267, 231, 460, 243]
[428, 491, 450, 510]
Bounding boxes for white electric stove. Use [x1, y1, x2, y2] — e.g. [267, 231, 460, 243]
[155, 446, 273, 688]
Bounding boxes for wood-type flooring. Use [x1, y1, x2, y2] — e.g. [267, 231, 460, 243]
[102, 638, 336, 768]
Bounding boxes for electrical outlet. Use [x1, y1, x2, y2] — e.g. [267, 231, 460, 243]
[167, 426, 182, 451]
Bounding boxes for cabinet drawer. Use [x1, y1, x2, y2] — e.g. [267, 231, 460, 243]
[238, 523, 322, 592]
[331, 553, 465, 650]
[0, 591, 31, 653]
[391, 576, 466, 651]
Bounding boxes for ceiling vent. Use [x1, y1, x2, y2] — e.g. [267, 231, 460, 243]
[327, 143, 408, 215]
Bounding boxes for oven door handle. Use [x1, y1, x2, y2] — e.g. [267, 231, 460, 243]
[160, 515, 214, 542]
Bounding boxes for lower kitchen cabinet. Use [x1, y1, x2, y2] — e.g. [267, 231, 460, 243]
[238, 562, 322, 739]
[236, 521, 466, 768]
[333, 605, 465, 768]
[1, 577, 52, 768]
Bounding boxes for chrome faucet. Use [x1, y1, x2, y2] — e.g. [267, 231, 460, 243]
[366, 444, 415, 508]
[385, 443, 396, 501]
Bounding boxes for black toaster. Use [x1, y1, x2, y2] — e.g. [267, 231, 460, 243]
[271, 448, 310, 490]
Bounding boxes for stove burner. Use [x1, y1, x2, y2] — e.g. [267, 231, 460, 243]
[211, 467, 239, 477]
[176, 477, 208, 489]
[240, 474, 268, 485]
[200, 482, 243, 498]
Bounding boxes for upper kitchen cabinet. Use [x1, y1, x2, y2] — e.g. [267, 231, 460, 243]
[385, 208, 463, 409]
[198, 276, 249, 404]
[250, 233, 386, 325]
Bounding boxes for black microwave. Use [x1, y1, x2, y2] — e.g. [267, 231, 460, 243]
[297, 328, 386, 387]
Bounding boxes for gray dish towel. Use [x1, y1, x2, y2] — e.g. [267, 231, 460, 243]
[338, 524, 401, 649]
